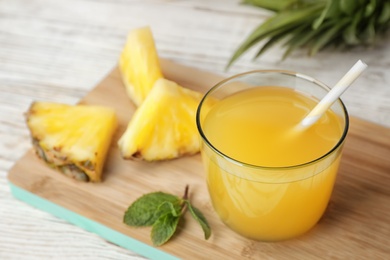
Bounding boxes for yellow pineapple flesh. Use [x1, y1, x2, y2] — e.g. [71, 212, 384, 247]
[119, 26, 163, 106]
[26, 102, 117, 182]
[118, 78, 210, 161]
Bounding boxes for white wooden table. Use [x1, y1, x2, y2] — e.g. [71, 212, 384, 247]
[1, 0, 389, 259]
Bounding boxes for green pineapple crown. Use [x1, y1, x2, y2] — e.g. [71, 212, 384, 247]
[227, 0, 390, 68]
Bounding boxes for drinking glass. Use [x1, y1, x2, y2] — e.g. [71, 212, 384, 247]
[196, 70, 349, 241]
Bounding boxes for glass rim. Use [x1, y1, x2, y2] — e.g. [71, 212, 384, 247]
[196, 69, 350, 170]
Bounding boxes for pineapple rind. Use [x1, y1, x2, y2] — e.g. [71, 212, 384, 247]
[118, 79, 204, 161]
[26, 102, 117, 182]
[119, 26, 163, 106]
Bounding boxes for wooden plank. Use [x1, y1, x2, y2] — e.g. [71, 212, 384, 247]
[8, 60, 390, 259]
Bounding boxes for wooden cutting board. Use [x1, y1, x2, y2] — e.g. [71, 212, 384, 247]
[8, 59, 390, 259]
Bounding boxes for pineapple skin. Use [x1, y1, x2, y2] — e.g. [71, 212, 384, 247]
[118, 78, 207, 161]
[119, 26, 163, 106]
[26, 102, 117, 182]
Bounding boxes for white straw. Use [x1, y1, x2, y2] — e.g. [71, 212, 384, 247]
[299, 60, 367, 129]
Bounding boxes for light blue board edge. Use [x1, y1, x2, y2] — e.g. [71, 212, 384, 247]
[9, 183, 180, 260]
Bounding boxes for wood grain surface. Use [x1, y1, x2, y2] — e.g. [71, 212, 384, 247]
[8, 60, 390, 259]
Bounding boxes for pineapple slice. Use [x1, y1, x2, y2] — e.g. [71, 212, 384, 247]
[118, 78, 209, 161]
[26, 102, 117, 182]
[119, 26, 163, 106]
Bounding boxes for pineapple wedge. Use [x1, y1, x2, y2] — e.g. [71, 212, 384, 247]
[118, 78, 208, 161]
[119, 26, 163, 106]
[26, 102, 117, 182]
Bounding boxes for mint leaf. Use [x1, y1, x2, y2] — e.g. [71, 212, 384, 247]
[151, 214, 180, 246]
[187, 202, 211, 240]
[155, 201, 181, 218]
[124, 192, 180, 226]
[123, 185, 212, 246]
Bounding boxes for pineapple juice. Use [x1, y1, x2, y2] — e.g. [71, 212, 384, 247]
[199, 84, 347, 241]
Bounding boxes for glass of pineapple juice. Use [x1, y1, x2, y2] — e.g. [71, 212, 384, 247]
[196, 70, 349, 241]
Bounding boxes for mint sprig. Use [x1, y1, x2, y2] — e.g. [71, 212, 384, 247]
[123, 192, 180, 226]
[123, 185, 211, 246]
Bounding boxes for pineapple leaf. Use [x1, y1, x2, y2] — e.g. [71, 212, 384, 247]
[242, 0, 297, 11]
[361, 15, 377, 44]
[343, 9, 364, 45]
[253, 25, 298, 59]
[282, 23, 328, 59]
[378, 1, 390, 24]
[340, 0, 359, 15]
[313, 0, 338, 29]
[228, 0, 390, 68]
[309, 19, 350, 56]
[364, 0, 377, 17]
[226, 4, 323, 69]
